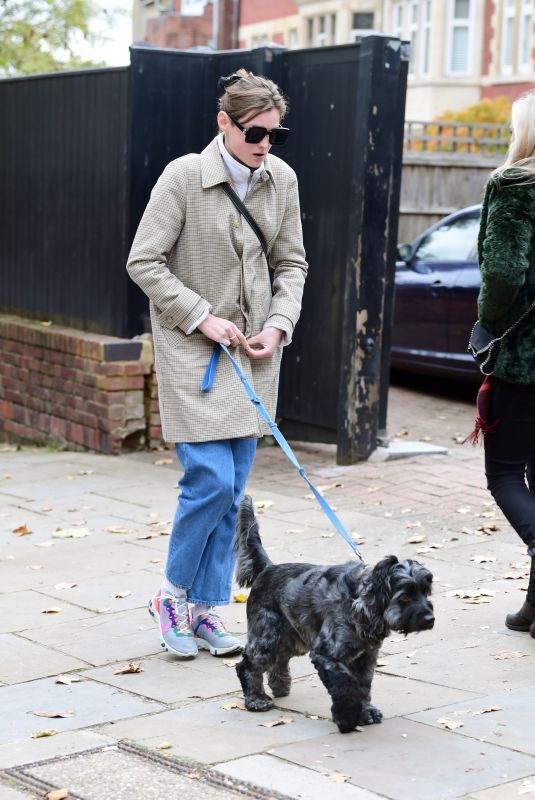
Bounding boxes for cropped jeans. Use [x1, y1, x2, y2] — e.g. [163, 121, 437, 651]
[484, 378, 535, 552]
[165, 438, 257, 606]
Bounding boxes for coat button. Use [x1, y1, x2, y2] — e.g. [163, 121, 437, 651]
[165, 315, 173, 323]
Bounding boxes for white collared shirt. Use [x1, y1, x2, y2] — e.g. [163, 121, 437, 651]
[217, 133, 264, 201]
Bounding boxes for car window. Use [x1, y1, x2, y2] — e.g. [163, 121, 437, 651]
[414, 215, 480, 262]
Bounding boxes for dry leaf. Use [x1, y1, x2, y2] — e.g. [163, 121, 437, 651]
[41, 607, 62, 614]
[153, 458, 173, 465]
[437, 717, 463, 730]
[111, 590, 131, 599]
[405, 521, 422, 529]
[493, 650, 528, 660]
[33, 709, 74, 718]
[472, 705, 502, 715]
[471, 555, 496, 564]
[53, 527, 90, 539]
[105, 526, 129, 534]
[30, 565, 43, 570]
[156, 742, 173, 749]
[233, 592, 248, 603]
[31, 729, 58, 738]
[149, 558, 162, 564]
[257, 717, 294, 728]
[376, 659, 389, 667]
[329, 772, 351, 784]
[137, 534, 153, 540]
[46, 790, 69, 800]
[285, 528, 304, 534]
[55, 675, 82, 685]
[461, 527, 474, 535]
[456, 507, 471, 514]
[113, 662, 143, 675]
[477, 523, 499, 534]
[222, 658, 241, 667]
[406, 535, 426, 544]
[254, 500, 274, 511]
[13, 524, 32, 536]
[221, 701, 246, 710]
[54, 582, 77, 590]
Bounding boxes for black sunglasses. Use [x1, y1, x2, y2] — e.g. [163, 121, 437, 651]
[228, 114, 290, 146]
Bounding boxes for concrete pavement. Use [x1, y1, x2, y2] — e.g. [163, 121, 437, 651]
[1, 382, 534, 800]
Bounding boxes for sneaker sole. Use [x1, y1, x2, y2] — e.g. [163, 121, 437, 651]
[148, 601, 198, 658]
[195, 638, 243, 657]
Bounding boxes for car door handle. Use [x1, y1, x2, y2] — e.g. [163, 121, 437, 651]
[431, 280, 443, 286]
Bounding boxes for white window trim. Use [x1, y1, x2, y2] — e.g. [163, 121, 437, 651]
[420, 0, 432, 76]
[408, 1, 419, 75]
[392, 2, 403, 40]
[500, 0, 516, 75]
[519, 0, 533, 72]
[445, 0, 473, 77]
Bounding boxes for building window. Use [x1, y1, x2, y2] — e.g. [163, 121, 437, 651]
[351, 11, 374, 43]
[289, 28, 298, 49]
[408, 1, 419, 75]
[447, 0, 471, 75]
[306, 18, 314, 48]
[317, 15, 327, 47]
[392, 3, 403, 39]
[330, 13, 337, 45]
[501, 0, 515, 73]
[420, 0, 432, 75]
[519, 0, 532, 71]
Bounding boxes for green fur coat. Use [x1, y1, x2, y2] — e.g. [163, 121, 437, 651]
[477, 169, 535, 383]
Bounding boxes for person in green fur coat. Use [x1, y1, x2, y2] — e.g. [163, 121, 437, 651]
[478, 90, 535, 636]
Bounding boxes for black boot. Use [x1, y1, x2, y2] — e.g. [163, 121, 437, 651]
[505, 553, 535, 631]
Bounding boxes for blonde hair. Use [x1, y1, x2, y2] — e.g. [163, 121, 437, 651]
[218, 68, 288, 123]
[493, 90, 535, 181]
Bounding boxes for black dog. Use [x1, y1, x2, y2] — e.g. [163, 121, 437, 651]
[235, 496, 434, 734]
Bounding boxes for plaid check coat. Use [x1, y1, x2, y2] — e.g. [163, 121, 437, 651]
[126, 137, 308, 443]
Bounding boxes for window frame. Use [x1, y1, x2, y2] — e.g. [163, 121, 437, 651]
[420, 0, 432, 76]
[519, 0, 533, 72]
[445, 0, 473, 77]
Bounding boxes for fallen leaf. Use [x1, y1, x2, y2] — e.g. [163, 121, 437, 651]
[470, 555, 496, 564]
[35, 540, 55, 548]
[153, 458, 173, 466]
[41, 506, 53, 512]
[137, 534, 153, 540]
[477, 523, 499, 534]
[54, 582, 77, 590]
[30, 565, 43, 571]
[46, 790, 69, 800]
[329, 772, 352, 784]
[41, 607, 62, 614]
[456, 507, 471, 514]
[105, 526, 129, 534]
[97, 608, 110, 614]
[55, 675, 82, 685]
[257, 717, 294, 728]
[472, 705, 502, 715]
[285, 528, 304, 534]
[156, 741, 173, 749]
[405, 521, 422, 529]
[254, 500, 274, 511]
[222, 658, 241, 667]
[221, 701, 246, 710]
[493, 650, 528, 660]
[53, 527, 90, 539]
[437, 717, 464, 730]
[376, 659, 389, 667]
[461, 527, 474, 535]
[31, 729, 58, 738]
[113, 662, 143, 675]
[33, 710, 75, 718]
[12, 524, 33, 536]
[233, 592, 248, 603]
[406, 535, 426, 544]
[111, 590, 131, 599]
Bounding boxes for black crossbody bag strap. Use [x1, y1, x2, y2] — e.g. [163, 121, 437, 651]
[222, 183, 269, 266]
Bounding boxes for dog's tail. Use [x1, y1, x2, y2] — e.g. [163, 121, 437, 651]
[236, 495, 272, 587]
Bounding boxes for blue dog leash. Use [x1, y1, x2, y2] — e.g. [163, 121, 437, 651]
[201, 343, 365, 563]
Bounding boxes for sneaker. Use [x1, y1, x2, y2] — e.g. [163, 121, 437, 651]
[148, 593, 198, 658]
[193, 611, 242, 656]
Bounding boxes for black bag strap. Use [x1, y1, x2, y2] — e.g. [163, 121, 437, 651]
[222, 183, 269, 264]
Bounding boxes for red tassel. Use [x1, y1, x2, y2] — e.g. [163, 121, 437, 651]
[464, 376, 499, 445]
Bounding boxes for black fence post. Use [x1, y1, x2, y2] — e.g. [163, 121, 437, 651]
[336, 36, 408, 464]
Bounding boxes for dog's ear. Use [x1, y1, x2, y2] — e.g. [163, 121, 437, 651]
[370, 555, 399, 606]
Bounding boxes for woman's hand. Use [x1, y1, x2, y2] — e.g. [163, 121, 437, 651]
[245, 327, 283, 360]
[198, 314, 249, 349]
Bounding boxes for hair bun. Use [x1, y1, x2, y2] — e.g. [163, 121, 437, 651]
[217, 74, 241, 97]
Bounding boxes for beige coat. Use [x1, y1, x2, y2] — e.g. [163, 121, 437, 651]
[126, 136, 308, 442]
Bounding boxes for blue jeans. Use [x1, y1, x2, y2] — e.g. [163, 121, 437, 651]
[165, 438, 257, 605]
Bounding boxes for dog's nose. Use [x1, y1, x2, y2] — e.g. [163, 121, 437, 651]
[423, 613, 435, 629]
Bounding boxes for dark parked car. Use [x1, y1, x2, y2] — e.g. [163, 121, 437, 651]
[392, 205, 482, 381]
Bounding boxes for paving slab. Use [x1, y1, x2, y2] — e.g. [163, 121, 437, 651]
[0, 731, 117, 770]
[0, 676, 163, 746]
[35, 569, 159, 613]
[408, 684, 535, 756]
[0, 782, 34, 799]
[0, 634, 88, 685]
[98, 696, 336, 763]
[19, 608, 161, 667]
[465, 776, 535, 798]
[270, 717, 535, 800]
[0, 590, 97, 633]
[215, 754, 382, 799]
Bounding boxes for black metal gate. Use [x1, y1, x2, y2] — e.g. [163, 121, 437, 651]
[0, 39, 408, 462]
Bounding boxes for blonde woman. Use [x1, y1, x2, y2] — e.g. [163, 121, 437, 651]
[127, 70, 307, 657]
[477, 90, 535, 635]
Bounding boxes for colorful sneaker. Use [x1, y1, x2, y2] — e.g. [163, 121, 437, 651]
[148, 593, 198, 658]
[193, 611, 243, 656]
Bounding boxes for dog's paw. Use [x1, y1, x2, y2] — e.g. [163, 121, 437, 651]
[358, 704, 383, 725]
[244, 694, 274, 712]
[268, 672, 291, 698]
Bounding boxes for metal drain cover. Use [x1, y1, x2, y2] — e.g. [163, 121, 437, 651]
[3, 742, 291, 800]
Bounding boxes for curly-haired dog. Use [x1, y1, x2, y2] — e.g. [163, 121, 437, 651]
[235, 496, 434, 734]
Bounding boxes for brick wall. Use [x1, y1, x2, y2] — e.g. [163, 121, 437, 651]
[0, 316, 164, 454]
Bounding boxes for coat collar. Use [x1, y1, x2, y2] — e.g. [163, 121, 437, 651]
[200, 136, 276, 191]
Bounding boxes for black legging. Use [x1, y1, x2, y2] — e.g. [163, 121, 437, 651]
[484, 378, 535, 551]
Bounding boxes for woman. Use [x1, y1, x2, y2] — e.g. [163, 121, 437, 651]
[477, 90, 535, 636]
[127, 69, 308, 657]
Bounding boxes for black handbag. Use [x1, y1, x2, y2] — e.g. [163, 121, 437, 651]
[468, 302, 535, 375]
